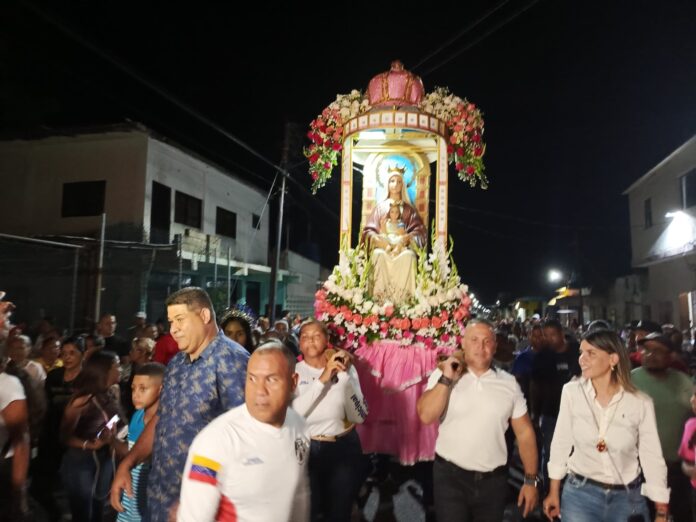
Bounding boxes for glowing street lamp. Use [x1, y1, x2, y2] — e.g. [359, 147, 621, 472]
[548, 269, 563, 284]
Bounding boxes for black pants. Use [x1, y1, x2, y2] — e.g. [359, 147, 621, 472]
[433, 455, 507, 522]
[667, 460, 693, 522]
[309, 430, 368, 522]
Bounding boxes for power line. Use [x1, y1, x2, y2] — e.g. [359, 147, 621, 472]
[420, 0, 543, 77]
[23, 1, 341, 224]
[442, 200, 628, 231]
[411, 0, 511, 72]
[22, 0, 291, 180]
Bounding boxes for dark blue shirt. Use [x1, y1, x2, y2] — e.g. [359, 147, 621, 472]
[147, 331, 249, 521]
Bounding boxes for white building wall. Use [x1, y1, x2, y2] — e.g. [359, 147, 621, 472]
[283, 250, 322, 317]
[0, 132, 148, 236]
[627, 136, 696, 265]
[606, 274, 644, 327]
[647, 255, 696, 325]
[145, 138, 269, 265]
[625, 135, 696, 327]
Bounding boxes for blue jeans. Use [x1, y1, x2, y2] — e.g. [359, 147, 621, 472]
[309, 430, 367, 522]
[60, 447, 115, 522]
[561, 473, 650, 522]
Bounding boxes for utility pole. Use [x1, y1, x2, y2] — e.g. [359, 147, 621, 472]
[268, 123, 296, 324]
[94, 213, 106, 324]
[268, 173, 286, 325]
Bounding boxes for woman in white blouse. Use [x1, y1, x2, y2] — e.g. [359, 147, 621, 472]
[292, 319, 368, 522]
[542, 328, 670, 521]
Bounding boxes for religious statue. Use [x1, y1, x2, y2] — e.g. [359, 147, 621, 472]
[361, 166, 427, 304]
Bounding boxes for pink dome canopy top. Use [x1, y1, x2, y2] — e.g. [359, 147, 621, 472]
[367, 60, 425, 108]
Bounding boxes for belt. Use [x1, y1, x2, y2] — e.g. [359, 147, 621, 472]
[435, 454, 507, 478]
[311, 426, 354, 443]
[570, 473, 641, 491]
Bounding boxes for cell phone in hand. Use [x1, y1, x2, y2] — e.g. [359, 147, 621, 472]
[97, 414, 119, 438]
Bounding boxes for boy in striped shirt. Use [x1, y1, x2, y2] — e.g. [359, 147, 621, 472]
[111, 362, 166, 521]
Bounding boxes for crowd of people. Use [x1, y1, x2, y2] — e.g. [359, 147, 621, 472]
[2, 286, 696, 521]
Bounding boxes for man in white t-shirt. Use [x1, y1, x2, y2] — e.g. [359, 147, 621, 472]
[0, 367, 30, 520]
[178, 341, 310, 522]
[417, 318, 539, 522]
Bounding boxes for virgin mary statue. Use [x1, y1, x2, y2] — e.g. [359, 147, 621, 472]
[361, 166, 427, 304]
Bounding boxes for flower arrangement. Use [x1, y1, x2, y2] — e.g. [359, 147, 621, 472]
[419, 87, 487, 188]
[305, 86, 486, 191]
[304, 90, 371, 193]
[314, 230, 471, 352]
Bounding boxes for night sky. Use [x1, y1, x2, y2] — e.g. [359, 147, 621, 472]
[2, 1, 695, 304]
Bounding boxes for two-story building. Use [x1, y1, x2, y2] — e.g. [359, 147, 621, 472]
[624, 135, 696, 328]
[0, 123, 320, 331]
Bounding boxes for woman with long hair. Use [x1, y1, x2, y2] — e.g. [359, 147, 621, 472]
[542, 328, 670, 521]
[60, 350, 123, 522]
[291, 319, 368, 522]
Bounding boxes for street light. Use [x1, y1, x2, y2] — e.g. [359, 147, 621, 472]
[548, 269, 563, 284]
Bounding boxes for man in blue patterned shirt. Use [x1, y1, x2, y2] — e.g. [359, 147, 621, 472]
[111, 287, 249, 521]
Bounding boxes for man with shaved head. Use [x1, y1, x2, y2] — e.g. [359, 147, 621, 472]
[178, 341, 310, 521]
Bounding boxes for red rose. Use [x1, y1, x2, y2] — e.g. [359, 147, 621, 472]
[332, 142, 342, 151]
[324, 162, 331, 170]
[311, 172, 318, 181]
[455, 162, 464, 171]
[472, 134, 481, 143]
[447, 145, 454, 154]
[474, 146, 483, 157]
[456, 147, 464, 156]
[309, 153, 320, 164]
[466, 165, 475, 175]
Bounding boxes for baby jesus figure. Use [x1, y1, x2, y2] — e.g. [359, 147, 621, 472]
[378, 203, 409, 256]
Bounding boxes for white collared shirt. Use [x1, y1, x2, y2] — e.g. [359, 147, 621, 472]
[426, 367, 527, 472]
[548, 379, 669, 503]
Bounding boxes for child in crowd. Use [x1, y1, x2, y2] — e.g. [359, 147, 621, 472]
[679, 383, 696, 518]
[111, 362, 165, 522]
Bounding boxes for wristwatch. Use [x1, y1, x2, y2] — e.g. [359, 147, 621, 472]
[523, 473, 539, 487]
[437, 375, 454, 387]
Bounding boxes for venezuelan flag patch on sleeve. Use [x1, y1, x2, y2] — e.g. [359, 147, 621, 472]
[188, 454, 221, 485]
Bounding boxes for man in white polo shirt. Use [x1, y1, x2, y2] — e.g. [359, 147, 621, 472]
[417, 318, 539, 522]
[177, 341, 310, 522]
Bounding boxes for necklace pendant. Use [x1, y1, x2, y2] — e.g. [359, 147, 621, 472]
[596, 439, 607, 452]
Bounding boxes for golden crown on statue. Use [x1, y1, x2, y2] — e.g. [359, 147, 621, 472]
[387, 164, 406, 175]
